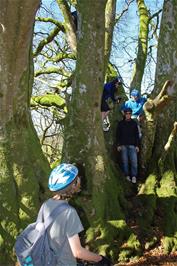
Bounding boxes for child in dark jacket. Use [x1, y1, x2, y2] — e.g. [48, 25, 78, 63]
[116, 108, 140, 183]
[101, 77, 123, 131]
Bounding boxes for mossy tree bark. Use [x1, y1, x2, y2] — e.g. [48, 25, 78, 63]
[130, 0, 149, 90]
[138, 0, 177, 254]
[104, 0, 116, 71]
[0, 1, 50, 264]
[62, 0, 177, 263]
[56, 0, 77, 52]
[62, 0, 142, 262]
[62, 0, 111, 207]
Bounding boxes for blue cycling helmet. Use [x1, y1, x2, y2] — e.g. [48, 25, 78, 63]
[48, 163, 78, 191]
[131, 89, 140, 97]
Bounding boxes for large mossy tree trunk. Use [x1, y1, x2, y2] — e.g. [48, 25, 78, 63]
[62, 1, 116, 217]
[62, 0, 142, 262]
[0, 1, 50, 264]
[62, 0, 177, 263]
[137, 0, 177, 253]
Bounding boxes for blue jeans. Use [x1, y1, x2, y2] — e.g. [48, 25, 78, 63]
[121, 145, 138, 177]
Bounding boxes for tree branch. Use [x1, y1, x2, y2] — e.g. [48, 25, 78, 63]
[115, 0, 134, 24]
[144, 80, 173, 112]
[40, 117, 54, 145]
[31, 94, 66, 111]
[56, 0, 77, 52]
[164, 122, 177, 151]
[45, 52, 76, 62]
[33, 21, 65, 57]
[149, 8, 162, 21]
[155, 80, 172, 101]
[34, 67, 71, 77]
[35, 16, 65, 28]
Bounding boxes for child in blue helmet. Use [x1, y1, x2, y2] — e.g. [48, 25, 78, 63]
[46, 163, 112, 266]
[101, 77, 123, 131]
[121, 89, 147, 120]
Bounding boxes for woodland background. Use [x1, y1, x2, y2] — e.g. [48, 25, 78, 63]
[0, 0, 177, 265]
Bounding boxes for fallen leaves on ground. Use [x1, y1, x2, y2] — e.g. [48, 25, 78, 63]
[115, 247, 177, 266]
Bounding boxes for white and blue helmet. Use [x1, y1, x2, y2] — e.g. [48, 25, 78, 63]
[48, 163, 78, 191]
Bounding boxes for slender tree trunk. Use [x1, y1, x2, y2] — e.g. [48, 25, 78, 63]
[130, 0, 149, 90]
[56, 0, 77, 52]
[0, 1, 49, 264]
[104, 0, 117, 71]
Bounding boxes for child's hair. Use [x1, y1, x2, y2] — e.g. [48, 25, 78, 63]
[53, 176, 79, 200]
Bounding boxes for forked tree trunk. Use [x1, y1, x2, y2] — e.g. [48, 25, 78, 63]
[62, 0, 142, 262]
[62, 0, 177, 263]
[0, 1, 49, 264]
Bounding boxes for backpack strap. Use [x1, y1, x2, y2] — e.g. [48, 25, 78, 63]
[36, 203, 45, 223]
[37, 202, 70, 229]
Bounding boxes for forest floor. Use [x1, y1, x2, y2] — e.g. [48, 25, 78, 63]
[114, 175, 177, 266]
[115, 248, 177, 265]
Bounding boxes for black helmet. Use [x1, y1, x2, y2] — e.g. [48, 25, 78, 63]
[117, 76, 123, 84]
[124, 108, 132, 113]
[113, 76, 123, 85]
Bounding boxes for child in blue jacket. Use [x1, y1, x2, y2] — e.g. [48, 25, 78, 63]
[121, 89, 147, 119]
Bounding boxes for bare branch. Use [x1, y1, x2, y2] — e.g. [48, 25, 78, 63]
[115, 0, 134, 24]
[149, 8, 162, 21]
[40, 116, 54, 145]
